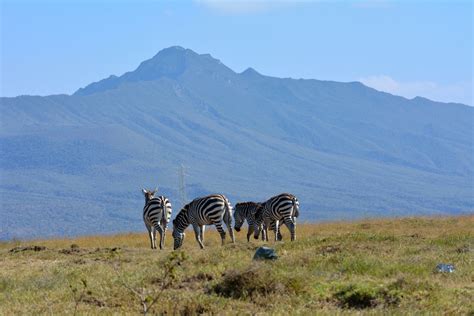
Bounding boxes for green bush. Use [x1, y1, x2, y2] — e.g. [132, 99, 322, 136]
[334, 282, 402, 309]
[212, 263, 305, 299]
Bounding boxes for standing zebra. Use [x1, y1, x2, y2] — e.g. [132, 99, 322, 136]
[234, 202, 263, 242]
[234, 202, 282, 242]
[142, 188, 172, 249]
[172, 194, 235, 250]
[254, 193, 299, 242]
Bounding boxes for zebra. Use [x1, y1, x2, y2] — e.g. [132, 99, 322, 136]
[142, 188, 172, 249]
[234, 202, 283, 242]
[254, 193, 299, 242]
[172, 194, 235, 250]
[234, 202, 263, 242]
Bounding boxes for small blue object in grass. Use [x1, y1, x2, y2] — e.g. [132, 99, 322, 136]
[436, 263, 455, 273]
[253, 247, 278, 260]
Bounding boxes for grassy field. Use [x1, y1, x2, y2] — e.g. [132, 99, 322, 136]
[0, 216, 473, 315]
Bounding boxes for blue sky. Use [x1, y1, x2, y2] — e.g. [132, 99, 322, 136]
[1, 0, 472, 105]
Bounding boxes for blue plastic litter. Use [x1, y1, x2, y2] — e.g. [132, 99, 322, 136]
[436, 263, 455, 273]
[253, 246, 278, 260]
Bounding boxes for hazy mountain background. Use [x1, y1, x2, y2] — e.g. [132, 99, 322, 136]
[1, 46, 473, 240]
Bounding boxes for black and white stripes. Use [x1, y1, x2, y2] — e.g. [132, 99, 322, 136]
[172, 194, 235, 250]
[140, 189, 299, 249]
[254, 193, 299, 242]
[234, 202, 263, 242]
[142, 188, 172, 249]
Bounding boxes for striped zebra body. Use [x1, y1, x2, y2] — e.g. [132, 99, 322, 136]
[234, 202, 264, 242]
[234, 202, 286, 242]
[142, 189, 172, 249]
[254, 193, 299, 242]
[172, 194, 235, 249]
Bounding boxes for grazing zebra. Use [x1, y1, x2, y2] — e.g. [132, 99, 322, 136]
[234, 202, 263, 242]
[254, 193, 299, 242]
[234, 202, 283, 242]
[142, 188, 172, 249]
[172, 194, 235, 250]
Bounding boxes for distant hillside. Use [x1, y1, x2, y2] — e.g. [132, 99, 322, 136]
[0, 46, 473, 239]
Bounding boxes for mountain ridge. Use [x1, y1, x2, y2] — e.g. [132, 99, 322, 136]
[0, 46, 472, 240]
[69, 46, 469, 108]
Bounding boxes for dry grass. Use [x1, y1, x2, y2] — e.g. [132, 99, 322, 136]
[0, 215, 473, 315]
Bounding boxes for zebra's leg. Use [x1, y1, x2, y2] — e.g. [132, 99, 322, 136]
[247, 224, 255, 242]
[146, 223, 155, 249]
[254, 223, 261, 240]
[152, 227, 158, 249]
[283, 217, 296, 241]
[199, 225, 205, 243]
[259, 224, 265, 241]
[192, 224, 205, 249]
[263, 221, 269, 242]
[229, 226, 235, 243]
[154, 225, 164, 250]
[277, 220, 283, 241]
[215, 223, 226, 245]
[162, 227, 167, 248]
[273, 221, 279, 242]
[224, 214, 235, 243]
[268, 220, 282, 241]
[161, 219, 167, 248]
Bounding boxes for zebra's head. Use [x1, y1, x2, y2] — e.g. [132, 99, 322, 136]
[142, 188, 157, 204]
[172, 224, 185, 250]
[172, 205, 189, 250]
[233, 204, 245, 232]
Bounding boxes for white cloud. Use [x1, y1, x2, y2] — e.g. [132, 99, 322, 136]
[194, 0, 302, 14]
[359, 75, 472, 106]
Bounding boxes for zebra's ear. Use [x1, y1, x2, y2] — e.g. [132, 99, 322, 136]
[142, 188, 147, 194]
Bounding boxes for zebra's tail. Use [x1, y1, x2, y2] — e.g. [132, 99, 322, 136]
[223, 196, 235, 243]
[292, 196, 299, 218]
[223, 196, 233, 225]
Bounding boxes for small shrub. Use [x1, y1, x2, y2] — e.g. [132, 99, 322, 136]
[334, 284, 378, 309]
[212, 264, 301, 299]
[9, 245, 46, 253]
[456, 245, 470, 253]
[177, 301, 211, 315]
[334, 283, 402, 309]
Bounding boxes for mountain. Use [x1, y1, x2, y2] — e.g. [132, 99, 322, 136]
[1, 46, 473, 240]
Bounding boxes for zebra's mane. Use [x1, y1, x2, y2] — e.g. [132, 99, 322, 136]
[174, 204, 189, 221]
[254, 204, 264, 221]
[181, 203, 190, 213]
[172, 206, 189, 227]
[235, 201, 261, 207]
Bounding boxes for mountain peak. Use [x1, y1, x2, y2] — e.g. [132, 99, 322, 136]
[240, 67, 261, 77]
[149, 46, 194, 60]
[74, 46, 233, 96]
[163, 45, 186, 51]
